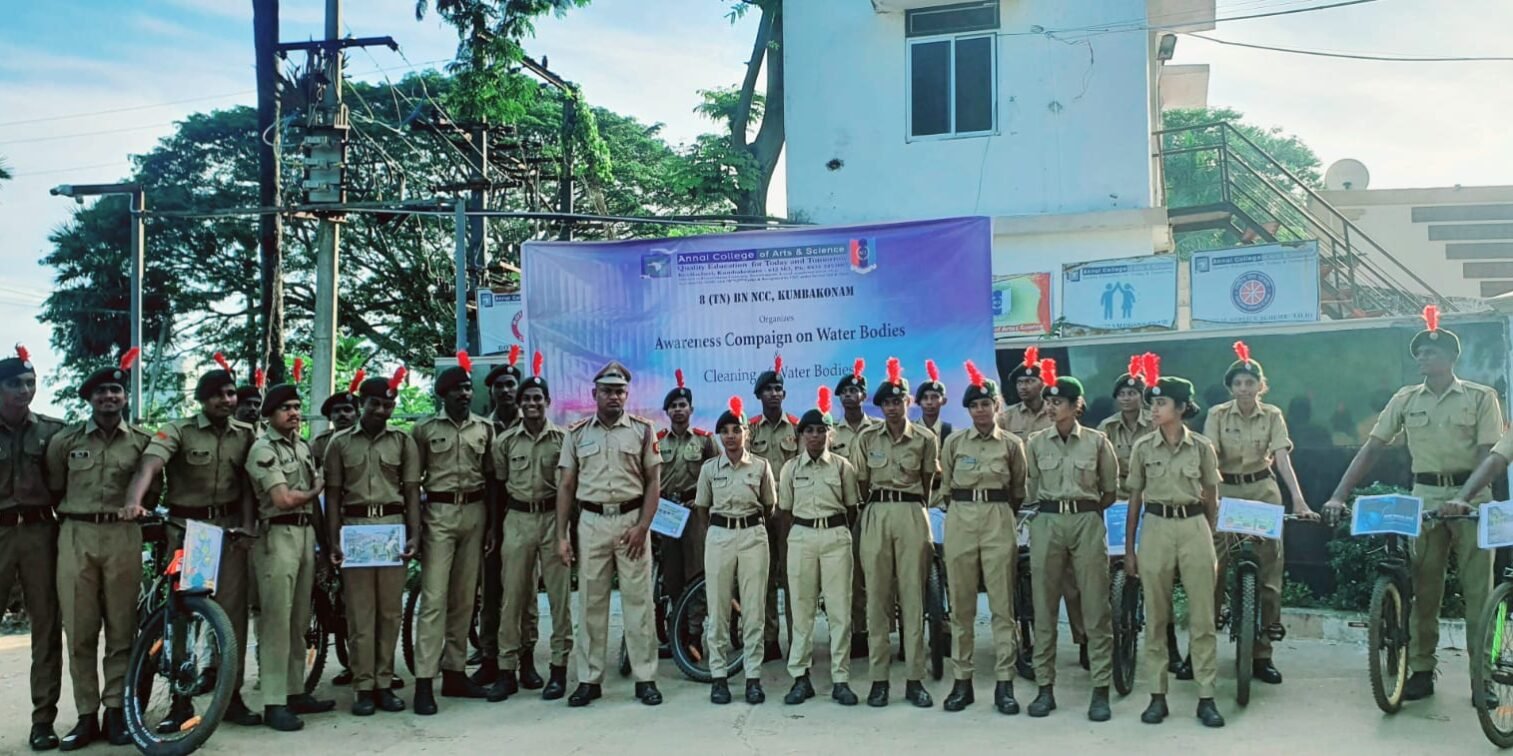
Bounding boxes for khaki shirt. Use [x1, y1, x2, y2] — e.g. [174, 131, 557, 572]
[1369, 378, 1503, 474]
[324, 426, 421, 507]
[145, 413, 255, 508]
[1493, 426, 1513, 461]
[45, 418, 154, 515]
[997, 401, 1054, 438]
[851, 421, 939, 496]
[937, 425, 1026, 506]
[1097, 410, 1154, 485]
[494, 421, 564, 503]
[0, 411, 65, 509]
[310, 428, 340, 469]
[829, 415, 877, 458]
[919, 417, 950, 441]
[491, 413, 521, 436]
[412, 411, 493, 494]
[1126, 427, 1220, 505]
[246, 428, 318, 519]
[694, 452, 777, 518]
[1203, 400, 1291, 475]
[749, 412, 800, 472]
[558, 413, 659, 503]
[658, 427, 715, 499]
[779, 451, 861, 519]
[1024, 423, 1119, 503]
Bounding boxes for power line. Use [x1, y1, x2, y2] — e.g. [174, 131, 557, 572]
[11, 161, 132, 178]
[1187, 33, 1513, 62]
[1043, 0, 1383, 39]
[0, 122, 177, 146]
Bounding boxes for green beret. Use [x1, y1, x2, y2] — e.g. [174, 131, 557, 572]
[961, 379, 1000, 408]
[872, 380, 909, 405]
[1044, 376, 1084, 403]
[914, 380, 945, 403]
[753, 370, 783, 396]
[1146, 377, 1200, 419]
[1410, 328, 1460, 358]
[260, 384, 300, 418]
[195, 369, 237, 402]
[434, 365, 472, 396]
[1112, 373, 1145, 398]
[518, 376, 551, 403]
[0, 345, 35, 383]
[320, 391, 357, 418]
[796, 407, 834, 434]
[359, 376, 399, 400]
[79, 366, 129, 401]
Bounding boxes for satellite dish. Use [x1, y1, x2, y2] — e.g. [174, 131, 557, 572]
[1325, 159, 1371, 191]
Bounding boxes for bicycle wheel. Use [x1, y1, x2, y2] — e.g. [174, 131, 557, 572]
[304, 602, 329, 694]
[1015, 550, 1036, 682]
[401, 580, 422, 676]
[1366, 575, 1408, 714]
[1474, 581, 1513, 748]
[124, 596, 240, 756]
[1236, 569, 1257, 706]
[1111, 567, 1138, 696]
[668, 575, 744, 683]
[926, 558, 947, 682]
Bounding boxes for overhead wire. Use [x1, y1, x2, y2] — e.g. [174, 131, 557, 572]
[1185, 33, 1513, 62]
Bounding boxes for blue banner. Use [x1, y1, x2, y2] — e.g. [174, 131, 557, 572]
[522, 217, 995, 427]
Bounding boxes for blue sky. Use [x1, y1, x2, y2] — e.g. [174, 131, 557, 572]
[2, 0, 1511, 415]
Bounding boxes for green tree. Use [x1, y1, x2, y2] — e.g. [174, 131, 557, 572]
[691, 0, 784, 219]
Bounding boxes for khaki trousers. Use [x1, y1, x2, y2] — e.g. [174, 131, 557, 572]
[57, 520, 140, 713]
[168, 511, 252, 695]
[861, 501, 931, 682]
[480, 526, 538, 661]
[786, 524, 853, 682]
[1139, 513, 1218, 698]
[704, 524, 769, 680]
[851, 520, 868, 637]
[0, 521, 61, 723]
[944, 502, 1018, 681]
[575, 508, 656, 684]
[1411, 482, 1493, 674]
[499, 509, 573, 669]
[1030, 511, 1112, 686]
[342, 515, 406, 692]
[415, 501, 485, 678]
[253, 523, 315, 706]
[763, 511, 794, 645]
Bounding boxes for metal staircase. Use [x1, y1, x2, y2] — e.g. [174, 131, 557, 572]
[1156, 121, 1452, 319]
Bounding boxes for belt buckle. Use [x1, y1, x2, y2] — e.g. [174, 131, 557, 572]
[972, 489, 990, 503]
[367, 504, 383, 518]
[602, 502, 622, 516]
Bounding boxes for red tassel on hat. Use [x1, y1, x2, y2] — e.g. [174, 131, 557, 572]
[925, 359, 940, 384]
[728, 396, 743, 419]
[774, 354, 783, 375]
[1423, 304, 1441, 338]
[456, 350, 472, 374]
[964, 360, 985, 388]
[347, 370, 366, 395]
[886, 356, 902, 384]
[293, 357, 305, 383]
[675, 368, 685, 388]
[120, 347, 141, 372]
[1142, 353, 1161, 387]
[15, 344, 29, 363]
[1128, 355, 1143, 380]
[852, 358, 864, 380]
[1040, 358, 1057, 387]
[508, 344, 521, 367]
[1232, 341, 1251, 367]
[1023, 346, 1040, 369]
[213, 351, 231, 373]
[532, 351, 544, 377]
[818, 385, 832, 416]
[254, 368, 266, 390]
[388, 367, 408, 391]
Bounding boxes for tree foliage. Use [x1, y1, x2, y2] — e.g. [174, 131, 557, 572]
[694, 0, 784, 218]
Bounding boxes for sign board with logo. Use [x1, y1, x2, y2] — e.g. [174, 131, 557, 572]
[477, 289, 526, 356]
[1191, 242, 1320, 327]
[1061, 255, 1177, 331]
[993, 272, 1052, 338]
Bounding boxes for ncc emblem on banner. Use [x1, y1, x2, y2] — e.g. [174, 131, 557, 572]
[849, 238, 877, 275]
[641, 251, 673, 279]
[1231, 271, 1276, 314]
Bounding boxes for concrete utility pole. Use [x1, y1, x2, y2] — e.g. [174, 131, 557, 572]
[310, 0, 345, 429]
[253, 0, 285, 384]
[466, 126, 488, 353]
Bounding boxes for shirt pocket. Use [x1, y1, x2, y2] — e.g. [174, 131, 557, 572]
[464, 433, 488, 457]
[750, 436, 770, 454]
[899, 449, 921, 470]
[1403, 411, 1431, 429]
[186, 448, 214, 467]
[67, 449, 96, 472]
[779, 435, 798, 456]
[379, 446, 402, 479]
[681, 443, 704, 462]
[509, 452, 530, 471]
[427, 434, 455, 456]
[1074, 456, 1098, 487]
[865, 449, 889, 469]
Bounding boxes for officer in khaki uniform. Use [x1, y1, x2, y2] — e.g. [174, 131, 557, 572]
[488, 357, 572, 702]
[1124, 363, 1226, 728]
[0, 346, 65, 751]
[696, 397, 776, 705]
[780, 388, 862, 706]
[326, 370, 422, 716]
[830, 360, 874, 659]
[749, 356, 799, 662]
[1098, 361, 1155, 496]
[555, 361, 664, 707]
[245, 382, 335, 732]
[410, 353, 494, 715]
[47, 350, 154, 749]
[936, 362, 1025, 715]
[122, 357, 262, 729]
[1022, 366, 1119, 722]
[1327, 307, 1501, 703]
[657, 370, 715, 628]
[852, 358, 938, 708]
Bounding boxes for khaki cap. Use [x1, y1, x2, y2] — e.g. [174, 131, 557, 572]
[594, 361, 632, 386]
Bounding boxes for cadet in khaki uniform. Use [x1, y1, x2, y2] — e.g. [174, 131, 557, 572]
[831, 360, 874, 660]
[1124, 360, 1226, 728]
[781, 387, 863, 706]
[122, 356, 262, 729]
[915, 361, 953, 442]
[1022, 363, 1119, 722]
[936, 361, 1025, 716]
[657, 370, 715, 627]
[488, 355, 572, 702]
[1326, 307, 1501, 703]
[1203, 343, 1316, 686]
[235, 374, 265, 426]
[312, 372, 363, 464]
[749, 356, 799, 663]
[326, 369, 422, 716]
[697, 397, 777, 705]
[555, 361, 664, 707]
[852, 358, 938, 708]
[47, 349, 154, 749]
[245, 382, 336, 732]
[410, 352, 494, 715]
[0, 346, 65, 751]
[1099, 359, 1155, 496]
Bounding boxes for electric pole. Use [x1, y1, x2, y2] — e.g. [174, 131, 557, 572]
[253, 0, 285, 383]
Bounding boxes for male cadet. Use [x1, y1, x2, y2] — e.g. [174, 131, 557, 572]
[410, 352, 494, 714]
[488, 353, 572, 702]
[657, 369, 716, 625]
[245, 379, 335, 731]
[915, 360, 952, 441]
[831, 358, 874, 659]
[235, 370, 265, 425]
[1098, 357, 1154, 498]
[1325, 305, 1502, 704]
[555, 361, 664, 707]
[0, 345, 65, 751]
[749, 355, 799, 663]
[852, 358, 939, 708]
[46, 348, 155, 749]
[326, 368, 422, 715]
[475, 346, 541, 688]
[122, 352, 262, 729]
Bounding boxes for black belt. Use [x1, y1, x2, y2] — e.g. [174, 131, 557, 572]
[61, 512, 123, 524]
[1038, 499, 1101, 514]
[1414, 471, 1471, 487]
[341, 503, 405, 518]
[1221, 469, 1272, 485]
[0, 507, 55, 526]
[710, 512, 764, 529]
[667, 490, 697, 505]
[508, 496, 555, 514]
[793, 514, 848, 529]
[265, 513, 314, 527]
[1144, 502, 1203, 519]
[950, 488, 1011, 503]
[167, 503, 237, 520]
[427, 489, 484, 504]
[868, 488, 924, 504]
[578, 499, 641, 516]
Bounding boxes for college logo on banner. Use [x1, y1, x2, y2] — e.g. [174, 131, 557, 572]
[1191, 241, 1320, 326]
[993, 272, 1052, 337]
[850, 237, 877, 274]
[1061, 255, 1177, 331]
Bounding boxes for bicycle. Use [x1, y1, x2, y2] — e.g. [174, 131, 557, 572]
[1219, 514, 1307, 707]
[401, 572, 484, 677]
[123, 516, 243, 756]
[304, 556, 350, 693]
[667, 572, 745, 683]
[926, 542, 948, 682]
[1013, 506, 1038, 682]
[1109, 559, 1184, 697]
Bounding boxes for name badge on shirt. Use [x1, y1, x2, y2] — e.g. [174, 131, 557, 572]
[867, 449, 888, 466]
[959, 456, 978, 470]
[577, 439, 601, 456]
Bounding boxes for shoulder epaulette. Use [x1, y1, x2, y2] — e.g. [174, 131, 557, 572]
[692, 427, 711, 437]
[786, 413, 799, 425]
[34, 412, 64, 425]
[627, 414, 654, 427]
[568, 417, 591, 431]
[656, 429, 669, 440]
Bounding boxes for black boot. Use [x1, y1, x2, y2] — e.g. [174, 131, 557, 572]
[635, 681, 663, 706]
[225, 693, 263, 726]
[1141, 694, 1169, 724]
[745, 679, 766, 704]
[470, 658, 500, 687]
[785, 675, 815, 705]
[831, 683, 858, 706]
[441, 669, 489, 699]
[1404, 671, 1435, 700]
[867, 681, 890, 707]
[351, 691, 376, 717]
[1254, 659, 1283, 685]
[1027, 686, 1056, 717]
[263, 705, 304, 732]
[943, 679, 974, 712]
[994, 681, 1020, 715]
[711, 678, 732, 705]
[58, 715, 98, 753]
[1174, 654, 1194, 681]
[28, 722, 59, 751]
[155, 696, 194, 734]
[487, 670, 518, 703]
[1079, 643, 1090, 671]
[375, 689, 407, 712]
[1088, 686, 1111, 722]
[542, 665, 568, 701]
[849, 633, 869, 659]
[568, 683, 601, 707]
[1196, 697, 1226, 727]
[519, 654, 544, 690]
[413, 678, 439, 716]
[904, 680, 933, 708]
[103, 708, 129, 747]
[287, 693, 336, 714]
